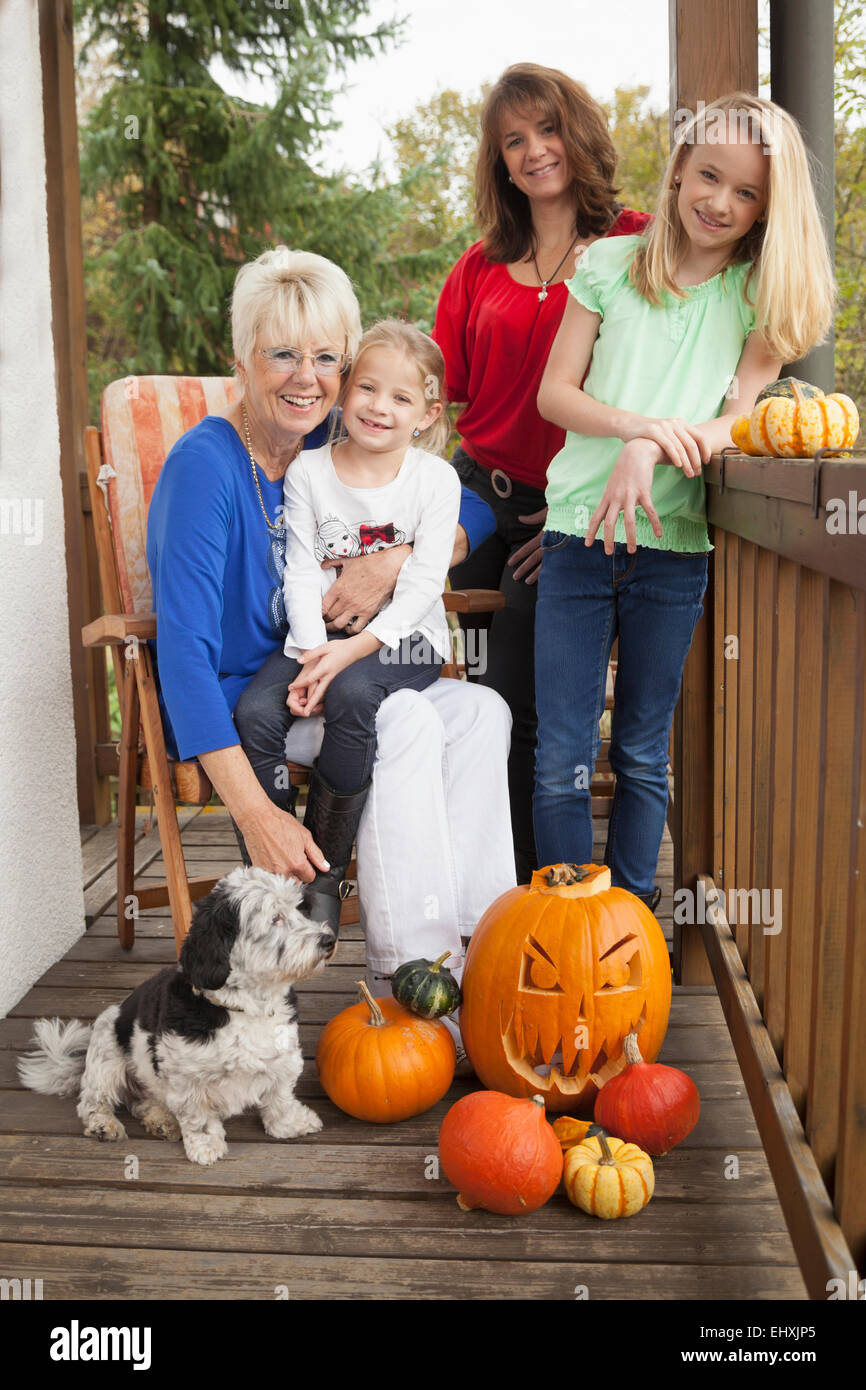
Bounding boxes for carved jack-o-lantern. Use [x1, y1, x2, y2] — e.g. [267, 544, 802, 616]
[459, 864, 672, 1114]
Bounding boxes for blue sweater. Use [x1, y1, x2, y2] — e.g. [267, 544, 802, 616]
[146, 414, 495, 760]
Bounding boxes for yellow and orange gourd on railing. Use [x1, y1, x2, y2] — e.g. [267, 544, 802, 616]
[731, 378, 859, 458]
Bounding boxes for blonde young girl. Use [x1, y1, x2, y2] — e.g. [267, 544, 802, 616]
[235, 320, 461, 932]
[533, 92, 834, 909]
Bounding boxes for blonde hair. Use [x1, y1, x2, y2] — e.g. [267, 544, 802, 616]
[631, 92, 835, 362]
[231, 246, 362, 373]
[344, 319, 451, 456]
[476, 63, 621, 263]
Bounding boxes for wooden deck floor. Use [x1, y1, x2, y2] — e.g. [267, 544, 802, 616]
[0, 810, 807, 1300]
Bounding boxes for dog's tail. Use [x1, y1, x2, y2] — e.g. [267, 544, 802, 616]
[17, 1018, 92, 1096]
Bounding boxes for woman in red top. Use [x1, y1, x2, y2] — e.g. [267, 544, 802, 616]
[434, 62, 650, 883]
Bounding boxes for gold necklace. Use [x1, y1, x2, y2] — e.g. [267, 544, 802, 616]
[241, 402, 302, 534]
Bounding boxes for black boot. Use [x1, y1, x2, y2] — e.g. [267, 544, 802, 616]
[633, 885, 662, 915]
[301, 767, 371, 934]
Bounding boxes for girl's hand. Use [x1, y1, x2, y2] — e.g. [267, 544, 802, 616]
[287, 679, 324, 718]
[288, 642, 350, 712]
[508, 507, 549, 584]
[288, 634, 378, 713]
[623, 416, 710, 477]
[585, 440, 664, 555]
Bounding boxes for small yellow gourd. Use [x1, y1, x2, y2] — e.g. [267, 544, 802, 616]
[563, 1130, 654, 1219]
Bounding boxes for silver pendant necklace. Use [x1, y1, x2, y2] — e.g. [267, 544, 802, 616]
[532, 234, 581, 301]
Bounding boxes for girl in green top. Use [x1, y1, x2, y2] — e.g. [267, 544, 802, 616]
[533, 92, 835, 907]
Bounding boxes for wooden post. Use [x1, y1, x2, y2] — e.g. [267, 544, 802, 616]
[669, 0, 759, 129]
[39, 0, 109, 824]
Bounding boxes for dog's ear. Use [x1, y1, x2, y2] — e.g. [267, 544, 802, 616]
[180, 884, 240, 991]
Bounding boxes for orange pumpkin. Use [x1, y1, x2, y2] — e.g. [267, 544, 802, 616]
[459, 864, 672, 1115]
[316, 981, 455, 1123]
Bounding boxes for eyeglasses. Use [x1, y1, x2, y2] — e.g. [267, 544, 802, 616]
[257, 347, 348, 376]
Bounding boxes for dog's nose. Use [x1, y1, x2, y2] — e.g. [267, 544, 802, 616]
[318, 931, 337, 957]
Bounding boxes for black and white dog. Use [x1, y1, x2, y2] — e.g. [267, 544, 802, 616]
[18, 867, 335, 1165]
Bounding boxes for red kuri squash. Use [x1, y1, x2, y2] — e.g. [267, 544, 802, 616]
[439, 1091, 563, 1214]
[593, 1031, 700, 1155]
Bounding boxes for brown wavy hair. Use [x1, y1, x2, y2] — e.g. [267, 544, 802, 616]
[476, 64, 621, 264]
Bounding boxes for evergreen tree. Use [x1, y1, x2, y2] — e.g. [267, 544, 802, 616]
[76, 0, 400, 398]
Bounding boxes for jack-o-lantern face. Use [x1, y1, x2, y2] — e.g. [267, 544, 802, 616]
[460, 864, 672, 1114]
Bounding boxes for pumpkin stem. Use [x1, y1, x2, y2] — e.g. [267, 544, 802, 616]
[430, 951, 452, 972]
[544, 863, 590, 886]
[791, 380, 805, 404]
[531, 1094, 546, 1108]
[356, 979, 386, 1027]
[596, 1131, 617, 1166]
[623, 1032, 645, 1067]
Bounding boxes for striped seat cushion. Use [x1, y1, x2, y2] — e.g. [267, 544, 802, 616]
[101, 376, 239, 614]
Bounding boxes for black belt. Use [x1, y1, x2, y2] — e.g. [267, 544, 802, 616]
[460, 452, 546, 507]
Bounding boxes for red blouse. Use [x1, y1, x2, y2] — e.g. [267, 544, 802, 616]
[433, 208, 651, 490]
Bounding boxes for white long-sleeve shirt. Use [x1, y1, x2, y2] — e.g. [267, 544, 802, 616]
[282, 443, 461, 662]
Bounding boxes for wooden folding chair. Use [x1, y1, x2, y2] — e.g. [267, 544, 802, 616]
[82, 376, 504, 956]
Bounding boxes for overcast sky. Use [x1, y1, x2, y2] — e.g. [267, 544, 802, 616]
[313, 0, 672, 173]
[214, 0, 777, 177]
[213, 0, 683, 176]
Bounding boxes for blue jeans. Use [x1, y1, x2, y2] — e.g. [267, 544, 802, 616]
[533, 535, 708, 894]
[233, 631, 442, 803]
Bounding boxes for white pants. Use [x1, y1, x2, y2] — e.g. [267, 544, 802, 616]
[284, 678, 516, 975]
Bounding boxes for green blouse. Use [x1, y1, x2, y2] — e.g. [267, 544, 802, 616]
[544, 234, 757, 552]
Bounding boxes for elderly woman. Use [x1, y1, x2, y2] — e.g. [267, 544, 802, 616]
[146, 247, 515, 1013]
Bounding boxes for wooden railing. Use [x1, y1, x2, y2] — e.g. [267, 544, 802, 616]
[671, 448, 866, 1299]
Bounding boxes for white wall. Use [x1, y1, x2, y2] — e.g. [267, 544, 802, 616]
[0, 0, 85, 1016]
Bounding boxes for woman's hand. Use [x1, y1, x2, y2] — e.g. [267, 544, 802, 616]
[197, 744, 329, 883]
[321, 544, 411, 631]
[241, 801, 329, 882]
[585, 440, 664, 555]
[621, 415, 710, 477]
[507, 507, 548, 584]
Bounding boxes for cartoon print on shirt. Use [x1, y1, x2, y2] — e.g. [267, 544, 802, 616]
[314, 516, 406, 562]
[314, 518, 363, 562]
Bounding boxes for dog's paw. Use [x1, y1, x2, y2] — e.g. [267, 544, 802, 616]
[140, 1105, 181, 1142]
[263, 1103, 323, 1139]
[182, 1130, 228, 1166]
[84, 1113, 127, 1143]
